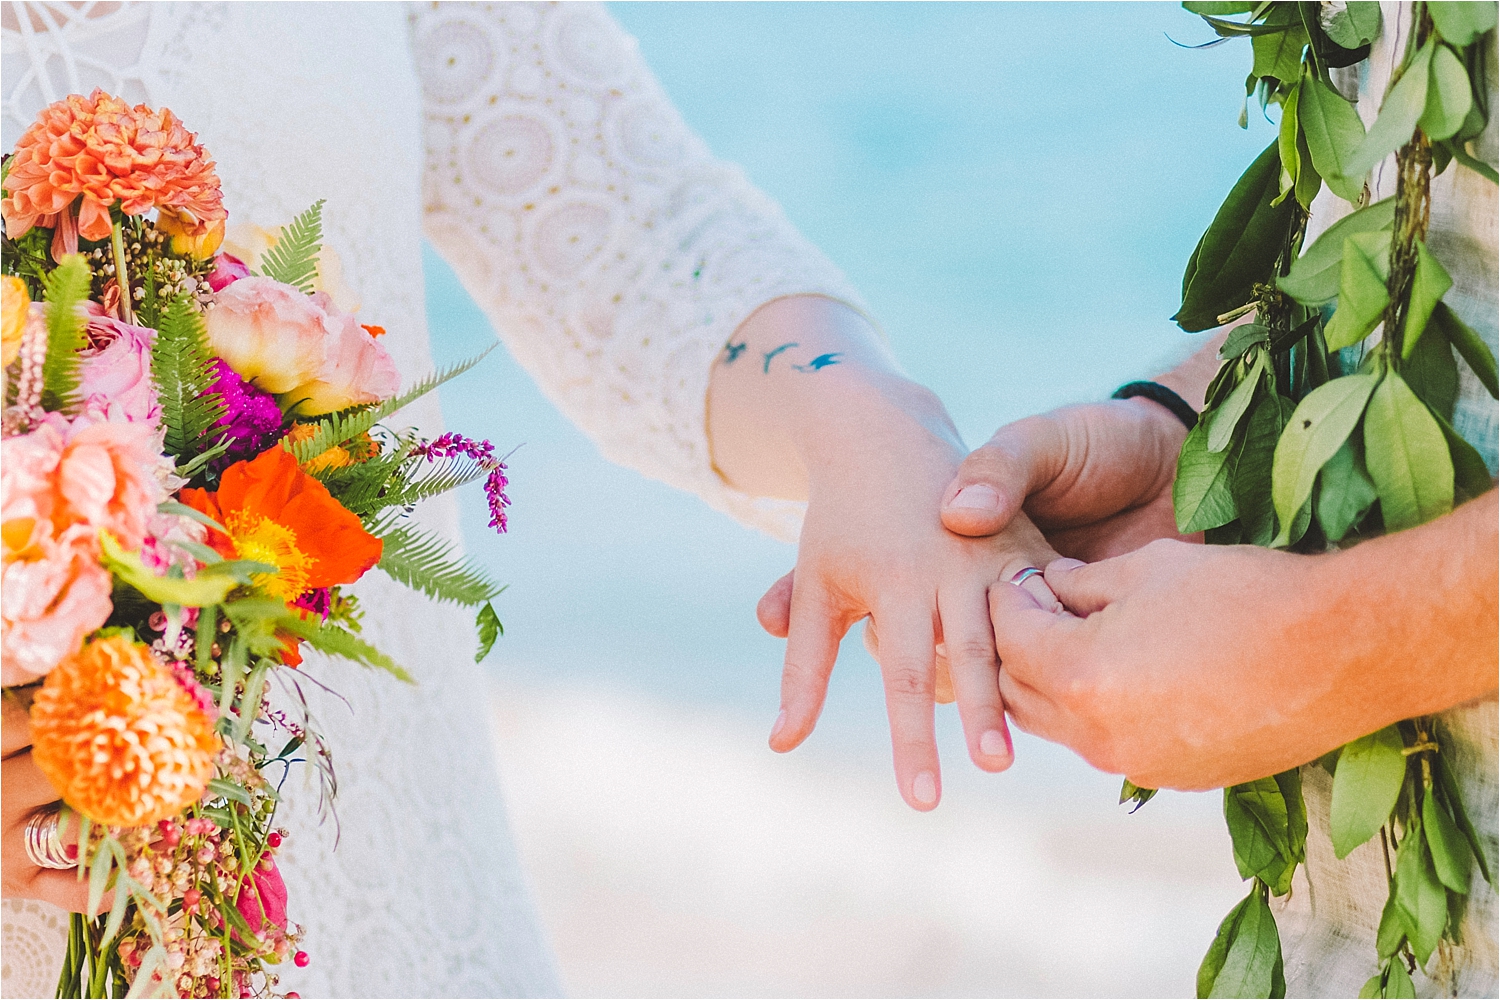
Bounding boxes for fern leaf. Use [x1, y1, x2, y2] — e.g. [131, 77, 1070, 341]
[152, 295, 227, 457]
[288, 346, 495, 463]
[376, 524, 503, 607]
[475, 602, 503, 663]
[380, 455, 487, 510]
[277, 614, 413, 683]
[258, 200, 324, 293]
[39, 254, 91, 413]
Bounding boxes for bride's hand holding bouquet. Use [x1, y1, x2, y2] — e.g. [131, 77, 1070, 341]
[1, 89, 509, 999]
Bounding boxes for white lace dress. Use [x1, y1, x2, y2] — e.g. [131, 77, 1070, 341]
[1, 3, 853, 995]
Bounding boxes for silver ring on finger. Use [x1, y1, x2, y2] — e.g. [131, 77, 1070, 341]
[24, 806, 77, 870]
[1009, 566, 1044, 587]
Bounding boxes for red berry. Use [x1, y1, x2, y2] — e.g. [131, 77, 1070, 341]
[267, 831, 283, 849]
[286, 994, 301, 998]
[294, 951, 310, 968]
[182, 888, 201, 910]
[204, 978, 219, 994]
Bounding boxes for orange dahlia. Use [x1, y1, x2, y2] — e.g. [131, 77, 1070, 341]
[1, 89, 226, 248]
[30, 635, 219, 828]
[180, 446, 382, 602]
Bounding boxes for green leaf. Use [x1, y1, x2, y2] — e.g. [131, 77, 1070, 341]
[1384, 958, 1417, 999]
[1276, 77, 1304, 205]
[87, 839, 113, 917]
[1364, 372, 1454, 531]
[1183, 1, 1258, 14]
[1198, 894, 1250, 1000]
[287, 346, 494, 463]
[475, 601, 503, 663]
[1175, 142, 1297, 332]
[151, 294, 229, 459]
[1278, 198, 1394, 306]
[101, 864, 131, 945]
[1323, 1, 1382, 48]
[1359, 973, 1382, 999]
[1274, 767, 1307, 864]
[1433, 750, 1496, 885]
[207, 777, 253, 807]
[1271, 372, 1379, 545]
[1208, 888, 1283, 998]
[1225, 779, 1296, 890]
[1401, 241, 1454, 358]
[1395, 824, 1448, 966]
[1376, 893, 1406, 959]
[1293, 97, 1322, 209]
[1421, 42, 1474, 141]
[1176, 417, 1240, 532]
[277, 614, 414, 683]
[1431, 301, 1498, 399]
[376, 524, 504, 607]
[1403, 314, 1460, 420]
[98, 531, 238, 607]
[1428, 1, 1498, 46]
[1251, 6, 1309, 82]
[1298, 71, 1369, 201]
[1221, 322, 1271, 360]
[1343, 39, 1435, 180]
[1315, 436, 1379, 542]
[1234, 393, 1291, 545]
[1433, 408, 1496, 503]
[1119, 778, 1158, 810]
[258, 200, 324, 294]
[1424, 786, 1473, 893]
[39, 254, 91, 414]
[1329, 725, 1406, 858]
[1324, 231, 1392, 351]
[1452, 141, 1500, 183]
[1210, 352, 1267, 452]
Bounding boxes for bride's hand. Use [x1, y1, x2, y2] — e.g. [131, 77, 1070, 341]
[2, 692, 88, 911]
[709, 296, 1059, 810]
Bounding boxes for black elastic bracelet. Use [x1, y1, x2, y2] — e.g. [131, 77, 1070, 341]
[1111, 381, 1198, 430]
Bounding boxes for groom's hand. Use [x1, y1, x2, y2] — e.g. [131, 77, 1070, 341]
[940, 397, 1193, 561]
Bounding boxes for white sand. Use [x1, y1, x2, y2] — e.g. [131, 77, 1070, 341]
[488, 681, 1249, 999]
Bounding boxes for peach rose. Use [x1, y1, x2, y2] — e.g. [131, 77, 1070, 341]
[1, 523, 112, 685]
[206, 277, 398, 416]
[79, 306, 159, 427]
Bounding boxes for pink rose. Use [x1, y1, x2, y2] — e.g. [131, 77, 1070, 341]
[235, 858, 288, 937]
[1, 524, 112, 685]
[206, 276, 398, 416]
[79, 305, 159, 426]
[207, 252, 250, 292]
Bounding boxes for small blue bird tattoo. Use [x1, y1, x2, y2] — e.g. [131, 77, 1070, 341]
[793, 352, 842, 373]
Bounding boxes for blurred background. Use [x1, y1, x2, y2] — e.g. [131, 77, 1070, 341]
[429, 3, 1284, 996]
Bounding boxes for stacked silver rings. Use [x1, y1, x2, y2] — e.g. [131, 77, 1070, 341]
[24, 808, 77, 870]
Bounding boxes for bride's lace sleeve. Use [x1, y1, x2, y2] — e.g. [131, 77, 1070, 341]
[409, 1, 865, 541]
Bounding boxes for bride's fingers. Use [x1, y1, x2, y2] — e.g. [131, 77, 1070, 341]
[2, 695, 33, 758]
[867, 621, 954, 704]
[756, 570, 795, 639]
[937, 587, 1012, 773]
[871, 603, 942, 811]
[771, 577, 849, 753]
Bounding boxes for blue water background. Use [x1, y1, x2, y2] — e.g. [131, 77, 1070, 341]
[428, 2, 1278, 776]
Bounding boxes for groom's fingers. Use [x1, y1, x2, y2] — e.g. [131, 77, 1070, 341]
[872, 603, 942, 811]
[771, 578, 849, 753]
[756, 570, 795, 639]
[941, 416, 1064, 537]
[987, 581, 1083, 690]
[1043, 556, 1126, 617]
[937, 586, 1013, 772]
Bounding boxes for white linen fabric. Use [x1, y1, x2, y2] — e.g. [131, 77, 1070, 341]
[1, 2, 856, 996]
[1272, 5, 1499, 998]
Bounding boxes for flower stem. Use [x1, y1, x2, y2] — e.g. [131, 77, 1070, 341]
[110, 220, 135, 325]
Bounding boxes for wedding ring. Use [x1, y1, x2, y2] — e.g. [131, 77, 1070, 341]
[1009, 566, 1045, 587]
[24, 807, 77, 870]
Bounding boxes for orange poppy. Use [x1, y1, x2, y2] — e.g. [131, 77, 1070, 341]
[180, 446, 381, 603]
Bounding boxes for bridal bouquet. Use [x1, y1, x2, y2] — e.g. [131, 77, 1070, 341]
[2, 90, 508, 999]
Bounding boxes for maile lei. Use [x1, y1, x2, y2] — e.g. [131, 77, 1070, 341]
[1123, 3, 1499, 998]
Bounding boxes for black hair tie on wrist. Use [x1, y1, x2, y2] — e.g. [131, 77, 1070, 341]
[1111, 381, 1198, 430]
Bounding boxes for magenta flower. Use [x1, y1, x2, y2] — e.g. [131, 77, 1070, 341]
[210, 359, 283, 467]
[206, 252, 250, 292]
[410, 432, 511, 533]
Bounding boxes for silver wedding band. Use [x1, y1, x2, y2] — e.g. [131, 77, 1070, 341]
[1010, 566, 1045, 587]
[24, 807, 77, 870]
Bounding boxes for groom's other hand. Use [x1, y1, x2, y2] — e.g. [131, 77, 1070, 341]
[940, 397, 1191, 562]
[988, 491, 1499, 791]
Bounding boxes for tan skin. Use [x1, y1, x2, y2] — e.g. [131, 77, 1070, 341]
[940, 337, 1499, 789]
[2, 691, 89, 911]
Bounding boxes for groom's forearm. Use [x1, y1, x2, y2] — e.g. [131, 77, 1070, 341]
[706, 295, 963, 500]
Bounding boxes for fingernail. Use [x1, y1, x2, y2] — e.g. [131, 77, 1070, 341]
[948, 484, 1000, 511]
[980, 729, 1009, 757]
[770, 709, 787, 741]
[912, 770, 938, 805]
[1049, 558, 1085, 572]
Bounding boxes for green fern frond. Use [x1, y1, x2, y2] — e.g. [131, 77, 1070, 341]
[380, 455, 487, 510]
[152, 295, 227, 458]
[258, 200, 324, 293]
[376, 524, 503, 607]
[475, 602, 503, 663]
[316, 449, 414, 519]
[40, 254, 91, 413]
[287, 346, 495, 463]
[277, 613, 413, 683]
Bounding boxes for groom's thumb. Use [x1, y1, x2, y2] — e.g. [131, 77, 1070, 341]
[1043, 557, 1119, 617]
[942, 417, 1063, 537]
